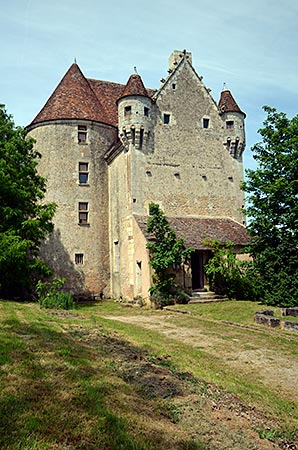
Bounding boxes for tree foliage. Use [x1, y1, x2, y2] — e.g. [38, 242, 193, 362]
[243, 106, 298, 306]
[146, 203, 193, 304]
[204, 239, 258, 301]
[0, 105, 56, 297]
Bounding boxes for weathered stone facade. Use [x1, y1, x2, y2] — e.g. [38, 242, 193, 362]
[27, 50, 248, 300]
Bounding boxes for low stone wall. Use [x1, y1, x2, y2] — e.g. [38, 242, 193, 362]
[282, 321, 298, 332]
[280, 307, 298, 317]
[254, 311, 280, 328]
[254, 309, 298, 332]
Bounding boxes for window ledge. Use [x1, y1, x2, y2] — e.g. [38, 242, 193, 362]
[79, 183, 90, 187]
[78, 223, 90, 227]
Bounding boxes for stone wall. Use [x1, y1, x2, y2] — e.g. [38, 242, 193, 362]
[129, 61, 246, 224]
[254, 309, 298, 332]
[29, 120, 117, 297]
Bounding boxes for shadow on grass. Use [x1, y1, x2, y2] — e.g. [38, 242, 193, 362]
[0, 314, 205, 450]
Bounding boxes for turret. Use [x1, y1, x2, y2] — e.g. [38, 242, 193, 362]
[218, 85, 246, 160]
[117, 69, 153, 152]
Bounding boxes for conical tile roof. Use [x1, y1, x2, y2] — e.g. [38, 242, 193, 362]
[30, 63, 108, 125]
[218, 89, 245, 116]
[119, 73, 149, 100]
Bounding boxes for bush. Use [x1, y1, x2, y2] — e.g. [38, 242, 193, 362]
[204, 240, 258, 301]
[175, 289, 191, 305]
[36, 278, 75, 310]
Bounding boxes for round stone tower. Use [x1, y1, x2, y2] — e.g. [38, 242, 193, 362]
[219, 85, 246, 160]
[26, 63, 117, 298]
[117, 69, 154, 153]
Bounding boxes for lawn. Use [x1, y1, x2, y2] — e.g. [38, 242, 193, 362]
[0, 299, 297, 450]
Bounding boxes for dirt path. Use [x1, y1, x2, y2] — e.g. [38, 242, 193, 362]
[103, 313, 298, 403]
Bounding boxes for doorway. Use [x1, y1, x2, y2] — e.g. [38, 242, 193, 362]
[191, 250, 204, 290]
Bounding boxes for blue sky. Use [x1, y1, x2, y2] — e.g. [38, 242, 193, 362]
[1, 0, 297, 172]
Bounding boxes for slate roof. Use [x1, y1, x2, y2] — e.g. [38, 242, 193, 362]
[218, 89, 246, 116]
[134, 215, 249, 249]
[29, 64, 156, 128]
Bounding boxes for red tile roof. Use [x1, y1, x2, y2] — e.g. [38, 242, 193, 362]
[218, 89, 245, 116]
[30, 64, 109, 126]
[28, 64, 156, 128]
[119, 73, 149, 99]
[134, 215, 249, 249]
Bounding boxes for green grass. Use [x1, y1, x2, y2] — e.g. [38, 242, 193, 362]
[0, 299, 297, 449]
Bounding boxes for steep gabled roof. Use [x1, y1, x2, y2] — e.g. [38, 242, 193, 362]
[88, 79, 125, 126]
[29, 64, 108, 126]
[118, 73, 149, 100]
[218, 89, 246, 116]
[134, 215, 249, 249]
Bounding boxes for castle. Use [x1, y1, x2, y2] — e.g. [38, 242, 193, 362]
[27, 50, 248, 301]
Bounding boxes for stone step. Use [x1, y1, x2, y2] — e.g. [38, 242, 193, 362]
[188, 297, 227, 304]
[189, 290, 226, 304]
[191, 290, 216, 299]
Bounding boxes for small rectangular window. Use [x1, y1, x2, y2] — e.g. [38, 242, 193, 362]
[226, 120, 234, 129]
[172, 83, 176, 90]
[78, 202, 89, 224]
[203, 118, 209, 129]
[79, 162, 89, 184]
[144, 107, 149, 117]
[75, 253, 84, 264]
[163, 113, 170, 124]
[78, 125, 87, 143]
[124, 106, 131, 116]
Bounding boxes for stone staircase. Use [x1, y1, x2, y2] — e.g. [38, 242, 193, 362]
[188, 290, 227, 304]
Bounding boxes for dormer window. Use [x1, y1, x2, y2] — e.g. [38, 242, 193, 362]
[203, 118, 210, 129]
[226, 120, 234, 129]
[78, 125, 87, 143]
[124, 106, 132, 116]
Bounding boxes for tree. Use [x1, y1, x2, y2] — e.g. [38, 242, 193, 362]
[243, 106, 298, 306]
[146, 203, 193, 304]
[0, 105, 56, 298]
[203, 239, 258, 301]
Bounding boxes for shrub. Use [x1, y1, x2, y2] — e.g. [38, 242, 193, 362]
[204, 240, 258, 301]
[36, 278, 75, 310]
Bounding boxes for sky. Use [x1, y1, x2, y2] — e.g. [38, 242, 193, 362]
[1, 0, 297, 173]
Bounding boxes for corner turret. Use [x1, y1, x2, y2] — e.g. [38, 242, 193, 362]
[117, 69, 154, 152]
[219, 85, 246, 160]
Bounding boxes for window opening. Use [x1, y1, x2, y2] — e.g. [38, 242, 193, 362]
[203, 118, 209, 129]
[163, 114, 170, 124]
[226, 120, 234, 129]
[140, 128, 144, 149]
[124, 106, 132, 116]
[144, 107, 149, 117]
[75, 253, 84, 264]
[78, 202, 89, 224]
[172, 83, 176, 90]
[79, 162, 89, 184]
[78, 125, 87, 143]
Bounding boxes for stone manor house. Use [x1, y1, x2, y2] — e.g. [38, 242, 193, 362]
[27, 50, 248, 301]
